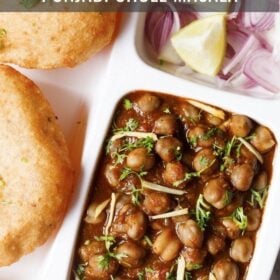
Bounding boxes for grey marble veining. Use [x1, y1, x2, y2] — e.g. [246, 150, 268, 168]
[271, 252, 280, 280]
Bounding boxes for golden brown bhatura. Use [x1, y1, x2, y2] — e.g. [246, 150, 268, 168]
[0, 65, 74, 266]
[0, 12, 117, 69]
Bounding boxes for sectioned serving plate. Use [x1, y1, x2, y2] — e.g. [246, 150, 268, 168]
[45, 13, 280, 280]
[1, 13, 280, 280]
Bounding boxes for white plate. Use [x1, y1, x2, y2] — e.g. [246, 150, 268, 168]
[1, 13, 280, 280]
[0, 46, 113, 280]
[46, 13, 280, 280]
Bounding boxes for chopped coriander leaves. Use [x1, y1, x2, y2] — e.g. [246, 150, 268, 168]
[73, 263, 87, 280]
[166, 263, 176, 280]
[175, 146, 183, 161]
[187, 135, 198, 148]
[185, 271, 192, 280]
[119, 167, 147, 181]
[224, 190, 233, 206]
[97, 252, 115, 270]
[249, 187, 268, 209]
[123, 98, 133, 110]
[95, 234, 126, 270]
[173, 171, 200, 187]
[95, 235, 116, 251]
[213, 136, 238, 171]
[137, 271, 145, 280]
[111, 152, 127, 165]
[113, 118, 139, 134]
[231, 207, 248, 233]
[195, 194, 211, 231]
[173, 159, 215, 187]
[122, 136, 155, 153]
[109, 135, 155, 165]
[131, 185, 142, 205]
[201, 127, 223, 141]
[186, 263, 202, 271]
[98, 251, 127, 270]
[137, 267, 154, 280]
[199, 155, 210, 169]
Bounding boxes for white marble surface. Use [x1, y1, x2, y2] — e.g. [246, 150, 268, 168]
[271, 253, 280, 279]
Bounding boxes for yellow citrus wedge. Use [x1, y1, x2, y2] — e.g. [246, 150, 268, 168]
[171, 15, 227, 77]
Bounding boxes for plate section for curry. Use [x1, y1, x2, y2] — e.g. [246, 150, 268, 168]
[35, 13, 280, 280]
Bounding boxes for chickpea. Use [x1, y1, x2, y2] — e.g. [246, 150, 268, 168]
[153, 228, 182, 262]
[193, 148, 218, 175]
[176, 219, 204, 248]
[105, 164, 121, 189]
[211, 259, 239, 280]
[153, 115, 177, 135]
[86, 254, 118, 279]
[137, 93, 160, 113]
[155, 137, 183, 162]
[111, 204, 147, 241]
[250, 126, 275, 153]
[246, 208, 261, 231]
[229, 115, 252, 137]
[253, 171, 268, 190]
[162, 162, 187, 188]
[172, 208, 189, 224]
[79, 241, 118, 279]
[187, 126, 214, 148]
[150, 219, 172, 231]
[79, 240, 106, 262]
[222, 218, 240, 239]
[206, 234, 225, 255]
[126, 147, 155, 172]
[108, 138, 123, 158]
[230, 237, 254, 263]
[115, 241, 146, 268]
[126, 210, 147, 240]
[239, 146, 258, 171]
[181, 247, 207, 270]
[119, 173, 141, 193]
[142, 190, 171, 215]
[180, 103, 200, 123]
[203, 177, 230, 209]
[230, 163, 254, 191]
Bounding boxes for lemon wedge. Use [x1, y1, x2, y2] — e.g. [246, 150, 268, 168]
[171, 15, 226, 77]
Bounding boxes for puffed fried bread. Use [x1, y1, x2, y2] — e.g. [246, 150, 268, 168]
[0, 65, 74, 266]
[0, 12, 116, 69]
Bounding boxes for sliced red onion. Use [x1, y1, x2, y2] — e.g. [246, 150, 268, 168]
[179, 11, 197, 27]
[145, 11, 174, 53]
[243, 49, 280, 93]
[227, 29, 248, 53]
[224, 70, 257, 90]
[240, 12, 275, 31]
[226, 43, 236, 59]
[255, 33, 273, 52]
[223, 35, 260, 75]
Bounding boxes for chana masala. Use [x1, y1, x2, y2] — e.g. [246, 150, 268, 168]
[73, 91, 276, 280]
